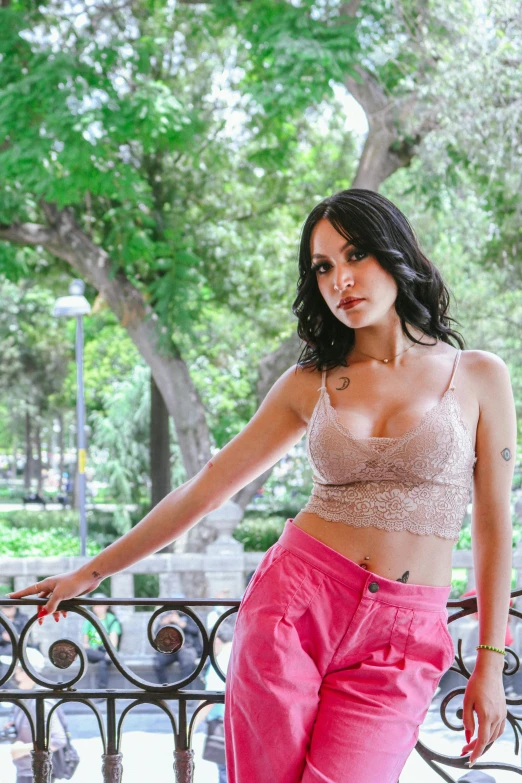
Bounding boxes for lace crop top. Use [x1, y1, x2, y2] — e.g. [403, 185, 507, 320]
[302, 349, 478, 541]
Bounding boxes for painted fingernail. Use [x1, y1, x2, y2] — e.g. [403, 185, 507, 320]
[38, 618, 43, 626]
[54, 615, 59, 622]
[38, 608, 47, 617]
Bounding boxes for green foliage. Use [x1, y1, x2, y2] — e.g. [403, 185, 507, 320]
[232, 515, 285, 552]
[0, 523, 102, 557]
[65, 308, 142, 412]
[0, 278, 69, 412]
[0, 508, 123, 548]
[450, 572, 468, 599]
[89, 364, 151, 522]
[134, 573, 160, 612]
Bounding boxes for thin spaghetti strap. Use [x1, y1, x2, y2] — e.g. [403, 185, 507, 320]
[318, 368, 327, 391]
[448, 349, 462, 390]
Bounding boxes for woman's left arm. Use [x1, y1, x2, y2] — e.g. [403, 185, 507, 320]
[461, 351, 517, 767]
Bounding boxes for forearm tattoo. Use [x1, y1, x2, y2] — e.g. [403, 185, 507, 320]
[92, 571, 101, 579]
[501, 448, 511, 461]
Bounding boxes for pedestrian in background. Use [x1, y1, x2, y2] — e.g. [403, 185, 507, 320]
[81, 593, 121, 691]
[1, 648, 67, 783]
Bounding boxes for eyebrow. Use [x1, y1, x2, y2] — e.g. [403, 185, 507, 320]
[311, 241, 356, 261]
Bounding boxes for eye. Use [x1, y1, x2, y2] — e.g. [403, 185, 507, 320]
[311, 262, 330, 275]
[349, 249, 368, 262]
[311, 249, 367, 275]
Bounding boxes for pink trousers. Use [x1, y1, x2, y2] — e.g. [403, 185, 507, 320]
[224, 519, 454, 783]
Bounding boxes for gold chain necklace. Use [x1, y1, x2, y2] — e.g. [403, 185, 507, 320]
[351, 338, 438, 364]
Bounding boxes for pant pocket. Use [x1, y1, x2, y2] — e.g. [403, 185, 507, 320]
[437, 612, 455, 669]
[405, 611, 454, 678]
[237, 544, 288, 615]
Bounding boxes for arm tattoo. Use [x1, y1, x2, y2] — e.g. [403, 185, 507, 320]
[92, 571, 101, 579]
[207, 461, 214, 468]
[501, 448, 511, 461]
[396, 571, 409, 583]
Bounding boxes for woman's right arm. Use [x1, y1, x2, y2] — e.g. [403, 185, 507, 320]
[8, 364, 308, 616]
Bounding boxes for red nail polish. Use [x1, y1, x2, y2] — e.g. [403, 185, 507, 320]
[38, 608, 47, 617]
[54, 616, 59, 622]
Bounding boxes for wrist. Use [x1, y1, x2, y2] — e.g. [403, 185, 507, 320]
[79, 560, 107, 582]
[475, 648, 506, 672]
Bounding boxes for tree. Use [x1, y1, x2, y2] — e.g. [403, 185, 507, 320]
[1, 0, 521, 554]
[0, 278, 70, 491]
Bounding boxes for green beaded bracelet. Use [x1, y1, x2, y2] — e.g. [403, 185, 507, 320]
[476, 644, 506, 656]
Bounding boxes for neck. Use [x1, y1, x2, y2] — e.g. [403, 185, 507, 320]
[351, 324, 432, 363]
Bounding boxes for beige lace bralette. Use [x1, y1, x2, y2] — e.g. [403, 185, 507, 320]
[302, 349, 477, 540]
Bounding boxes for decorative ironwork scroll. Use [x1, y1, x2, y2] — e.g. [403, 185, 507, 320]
[1, 592, 521, 782]
[411, 588, 522, 780]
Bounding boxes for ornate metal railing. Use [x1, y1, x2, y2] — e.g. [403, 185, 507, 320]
[1, 594, 522, 782]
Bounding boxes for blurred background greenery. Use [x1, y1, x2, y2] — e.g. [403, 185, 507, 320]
[0, 0, 521, 594]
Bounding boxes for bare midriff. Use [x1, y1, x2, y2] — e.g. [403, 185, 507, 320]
[291, 511, 455, 587]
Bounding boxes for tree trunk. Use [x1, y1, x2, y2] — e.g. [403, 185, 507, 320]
[0, 207, 296, 550]
[11, 436, 17, 483]
[150, 373, 175, 552]
[35, 424, 43, 495]
[58, 412, 65, 494]
[24, 411, 33, 491]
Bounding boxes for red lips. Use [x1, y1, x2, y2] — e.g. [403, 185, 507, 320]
[338, 297, 364, 307]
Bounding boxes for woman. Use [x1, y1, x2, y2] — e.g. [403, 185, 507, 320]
[8, 189, 515, 782]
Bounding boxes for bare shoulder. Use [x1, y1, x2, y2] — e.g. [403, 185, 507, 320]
[461, 350, 515, 421]
[461, 349, 512, 403]
[284, 362, 323, 424]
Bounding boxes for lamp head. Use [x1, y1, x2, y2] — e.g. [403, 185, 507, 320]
[69, 279, 85, 296]
[53, 278, 91, 317]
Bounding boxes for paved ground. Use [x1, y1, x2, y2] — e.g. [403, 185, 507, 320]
[0, 695, 520, 782]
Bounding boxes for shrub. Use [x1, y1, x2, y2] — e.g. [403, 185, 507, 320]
[0, 525, 102, 557]
[232, 516, 285, 552]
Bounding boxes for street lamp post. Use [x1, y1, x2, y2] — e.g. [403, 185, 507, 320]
[53, 280, 91, 556]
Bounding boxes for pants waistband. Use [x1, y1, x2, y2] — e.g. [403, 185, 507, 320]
[278, 519, 451, 612]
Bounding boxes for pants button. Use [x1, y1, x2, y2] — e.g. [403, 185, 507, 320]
[368, 581, 379, 593]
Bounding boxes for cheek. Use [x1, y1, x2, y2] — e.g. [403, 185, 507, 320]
[368, 266, 397, 302]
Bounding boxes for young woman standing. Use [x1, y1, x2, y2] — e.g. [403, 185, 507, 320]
[9, 190, 515, 782]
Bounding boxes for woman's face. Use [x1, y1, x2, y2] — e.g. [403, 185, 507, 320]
[310, 218, 398, 327]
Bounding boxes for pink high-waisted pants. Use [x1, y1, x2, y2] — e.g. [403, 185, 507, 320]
[224, 518, 454, 783]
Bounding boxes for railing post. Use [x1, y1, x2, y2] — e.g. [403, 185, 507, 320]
[173, 700, 195, 782]
[102, 697, 123, 783]
[31, 699, 52, 783]
[31, 750, 53, 783]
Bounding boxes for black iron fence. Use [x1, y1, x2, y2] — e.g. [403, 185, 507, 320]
[0, 594, 522, 782]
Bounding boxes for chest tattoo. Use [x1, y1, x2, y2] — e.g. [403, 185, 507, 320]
[335, 377, 351, 391]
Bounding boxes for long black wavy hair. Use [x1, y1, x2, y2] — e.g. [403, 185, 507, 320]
[292, 189, 466, 372]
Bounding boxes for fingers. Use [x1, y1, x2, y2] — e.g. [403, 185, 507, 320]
[467, 720, 501, 766]
[43, 593, 64, 617]
[8, 583, 44, 599]
[462, 698, 475, 745]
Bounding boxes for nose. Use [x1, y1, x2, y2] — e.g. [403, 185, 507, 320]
[333, 265, 354, 293]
